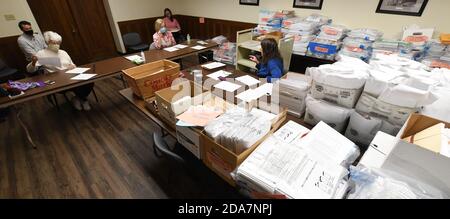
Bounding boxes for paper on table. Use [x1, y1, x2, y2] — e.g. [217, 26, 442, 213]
[163, 47, 179, 52]
[191, 45, 207, 50]
[206, 70, 233, 80]
[66, 67, 90, 74]
[202, 62, 226, 70]
[70, 74, 97, 81]
[125, 55, 142, 62]
[38, 57, 61, 67]
[236, 75, 261, 86]
[173, 44, 188, 49]
[197, 40, 208, 45]
[176, 120, 197, 127]
[214, 81, 242, 92]
[254, 83, 273, 96]
[236, 89, 258, 102]
[176, 106, 223, 127]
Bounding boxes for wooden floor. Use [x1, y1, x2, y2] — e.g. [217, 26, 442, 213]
[0, 60, 242, 198]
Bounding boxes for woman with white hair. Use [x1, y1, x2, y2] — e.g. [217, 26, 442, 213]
[153, 19, 176, 49]
[27, 31, 94, 111]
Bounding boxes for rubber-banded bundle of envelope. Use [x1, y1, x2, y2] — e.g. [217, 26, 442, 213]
[204, 107, 277, 155]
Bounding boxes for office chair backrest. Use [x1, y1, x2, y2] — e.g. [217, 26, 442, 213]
[0, 58, 7, 70]
[153, 132, 185, 164]
[122, 32, 142, 47]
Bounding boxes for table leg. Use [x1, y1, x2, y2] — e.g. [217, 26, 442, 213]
[15, 106, 37, 149]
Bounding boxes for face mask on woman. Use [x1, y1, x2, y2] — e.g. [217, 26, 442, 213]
[48, 44, 60, 53]
[160, 27, 167, 34]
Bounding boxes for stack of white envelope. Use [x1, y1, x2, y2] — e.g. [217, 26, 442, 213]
[236, 121, 360, 199]
[273, 73, 312, 117]
[204, 107, 277, 155]
[282, 18, 319, 55]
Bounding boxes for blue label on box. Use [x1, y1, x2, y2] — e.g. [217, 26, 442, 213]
[308, 42, 338, 55]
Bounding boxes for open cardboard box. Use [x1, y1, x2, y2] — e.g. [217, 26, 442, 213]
[201, 107, 287, 186]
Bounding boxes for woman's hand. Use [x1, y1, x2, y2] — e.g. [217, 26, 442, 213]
[68, 64, 76, 70]
[31, 56, 38, 66]
[249, 55, 259, 64]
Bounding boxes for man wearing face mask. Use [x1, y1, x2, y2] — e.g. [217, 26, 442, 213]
[17, 21, 47, 62]
[27, 31, 94, 111]
[152, 19, 176, 49]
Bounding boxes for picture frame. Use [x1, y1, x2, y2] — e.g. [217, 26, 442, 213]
[293, 0, 324, 10]
[239, 0, 260, 6]
[376, 0, 428, 17]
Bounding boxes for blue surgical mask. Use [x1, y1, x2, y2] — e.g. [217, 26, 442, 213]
[160, 27, 167, 34]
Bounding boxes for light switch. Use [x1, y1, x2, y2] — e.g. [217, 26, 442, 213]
[4, 14, 16, 21]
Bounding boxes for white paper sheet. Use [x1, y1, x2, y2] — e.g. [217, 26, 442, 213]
[236, 75, 261, 86]
[66, 67, 90, 74]
[125, 55, 142, 62]
[191, 45, 207, 50]
[213, 81, 242, 92]
[202, 62, 226, 70]
[255, 83, 273, 96]
[38, 57, 61, 67]
[197, 40, 208, 45]
[206, 70, 232, 80]
[70, 74, 97, 81]
[163, 47, 179, 52]
[173, 44, 188, 49]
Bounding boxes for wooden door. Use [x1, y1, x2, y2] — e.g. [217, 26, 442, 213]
[27, 0, 117, 65]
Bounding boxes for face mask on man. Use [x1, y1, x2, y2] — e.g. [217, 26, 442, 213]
[160, 27, 167, 34]
[48, 44, 60, 53]
[25, 30, 34, 36]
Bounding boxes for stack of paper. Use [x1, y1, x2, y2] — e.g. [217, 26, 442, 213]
[163, 47, 179, 52]
[173, 44, 188, 49]
[213, 81, 242, 92]
[125, 55, 143, 62]
[191, 45, 207, 50]
[236, 121, 355, 199]
[236, 75, 261, 87]
[236, 83, 273, 103]
[176, 105, 223, 127]
[70, 74, 97, 81]
[66, 67, 90, 74]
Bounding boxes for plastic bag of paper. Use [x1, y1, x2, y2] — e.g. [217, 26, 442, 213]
[345, 112, 382, 148]
[348, 166, 446, 199]
[304, 96, 353, 133]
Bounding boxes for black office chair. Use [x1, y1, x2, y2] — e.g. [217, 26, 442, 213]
[123, 32, 149, 53]
[153, 132, 191, 184]
[0, 58, 19, 84]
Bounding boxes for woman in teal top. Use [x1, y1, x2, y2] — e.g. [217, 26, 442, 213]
[250, 38, 284, 83]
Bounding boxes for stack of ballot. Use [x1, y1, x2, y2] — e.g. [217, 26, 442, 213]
[236, 121, 360, 199]
[317, 24, 348, 41]
[213, 42, 237, 65]
[421, 41, 450, 69]
[204, 107, 277, 155]
[273, 73, 312, 117]
[282, 16, 320, 56]
[339, 28, 383, 62]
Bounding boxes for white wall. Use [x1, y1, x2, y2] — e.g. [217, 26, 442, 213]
[105, 0, 177, 52]
[170, 0, 450, 39]
[0, 0, 41, 38]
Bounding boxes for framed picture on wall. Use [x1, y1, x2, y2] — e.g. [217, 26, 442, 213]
[293, 0, 324, 10]
[240, 0, 259, 6]
[376, 0, 429, 17]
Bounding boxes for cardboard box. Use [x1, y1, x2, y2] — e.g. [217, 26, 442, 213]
[176, 125, 203, 160]
[397, 114, 450, 155]
[202, 108, 287, 186]
[123, 59, 180, 99]
[155, 80, 206, 129]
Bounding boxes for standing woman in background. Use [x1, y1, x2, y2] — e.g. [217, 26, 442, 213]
[152, 19, 177, 49]
[249, 38, 284, 83]
[163, 8, 183, 43]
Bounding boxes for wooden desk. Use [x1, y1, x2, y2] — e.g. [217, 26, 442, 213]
[0, 40, 218, 108]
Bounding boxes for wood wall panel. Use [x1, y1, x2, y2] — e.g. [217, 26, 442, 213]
[0, 35, 28, 73]
[118, 15, 256, 44]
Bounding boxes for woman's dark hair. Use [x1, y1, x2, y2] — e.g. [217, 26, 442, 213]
[164, 8, 173, 22]
[261, 38, 283, 65]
